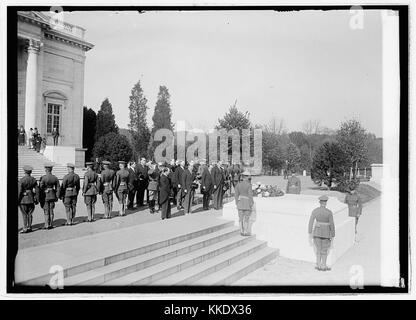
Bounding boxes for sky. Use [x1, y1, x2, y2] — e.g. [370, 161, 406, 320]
[63, 9, 383, 136]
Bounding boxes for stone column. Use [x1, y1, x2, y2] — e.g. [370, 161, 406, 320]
[24, 39, 40, 143]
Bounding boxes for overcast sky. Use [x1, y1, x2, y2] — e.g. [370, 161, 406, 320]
[64, 9, 382, 136]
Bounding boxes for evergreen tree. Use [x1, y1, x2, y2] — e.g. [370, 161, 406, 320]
[128, 80, 151, 160]
[285, 142, 301, 173]
[82, 106, 97, 161]
[148, 85, 174, 157]
[92, 132, 133, 170]
[216, 104, 251, 131]
[95, 98, 118, 140]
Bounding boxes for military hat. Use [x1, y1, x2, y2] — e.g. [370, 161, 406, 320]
[118, 160, 127, 165]
[85, 162, 94, 166]
[102, 160, 111, 165]
[44, 163, 54, 168]
[319, 195, 329, 202]
[66, 163, 75, 168]
[23, 165, 33, 172]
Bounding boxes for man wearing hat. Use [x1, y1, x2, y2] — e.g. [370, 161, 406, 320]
[308, 195, 336, 271]
[134, 157, 149, 207]
[115, 160, 130, 216]
[39, 164, 60, 229]
[200, 160, 213, 210]
[99, 160, 116, 219]
[159, 167, 172, 219]
[234, 170, 254, 236]
[83, 162, 99, 222]
[173, 160, 185, 210]
[181, 161, 196, 214]
[59, 163, 81, 225]
[286, 170, 301, 194]
[18, 165, 39, 233]
[211, 160, 225, 210]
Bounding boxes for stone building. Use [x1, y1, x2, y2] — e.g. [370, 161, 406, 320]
[17, 11, 93, 166]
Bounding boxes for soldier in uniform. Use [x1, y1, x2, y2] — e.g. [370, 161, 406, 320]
[159, 167, 172, 220]
[59, 163, 80, 225]
[115, 160, 130, 216]
[286, 171, 301, 194]
[344, 187, 363, 239]
[234, 170, 254, 236]
[39, 164, 60, 229]
[308, 195, 335, 271]
[82, 162, 99, 222]
[99, 160, 116, 219]
[181, 162, 196, 214]
[18, 165, 39, 233]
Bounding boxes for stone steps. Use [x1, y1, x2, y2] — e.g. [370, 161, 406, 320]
[15, 213, 278, 287]
[18, 146, 86, 180]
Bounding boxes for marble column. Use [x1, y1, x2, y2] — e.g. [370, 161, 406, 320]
[24, 39, 40, 143]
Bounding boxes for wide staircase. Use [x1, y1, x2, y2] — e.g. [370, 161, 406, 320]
[15, 214, 278, 286]
[18, 146, 85, 180]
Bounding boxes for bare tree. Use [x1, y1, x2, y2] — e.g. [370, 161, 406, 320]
[302, 120, 321, 135]
[267, 117, 286, 135]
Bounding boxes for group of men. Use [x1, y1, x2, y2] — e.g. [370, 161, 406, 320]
[17, 158, 246, 233]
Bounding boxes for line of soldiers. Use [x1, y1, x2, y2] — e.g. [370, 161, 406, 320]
[18, 159, 245, 233]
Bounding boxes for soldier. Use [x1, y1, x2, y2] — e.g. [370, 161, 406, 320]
[308, 195, 335, 271]
[211, 161, 225, 210]
[200, 160, 213, 210]
[159, 167, 172, 220]
[182, 161, 196, 214]
[82, 162, 99, 222]
[234, 170, 254, 236]
[147, 163, 159, 214]
[173, 160, 185, 210]
[39, 163, 60, 229]
[286, 171, 301, 194]
[135, 158, 148, 207]
[100, 160, 116, 219]
[127, 161, 138, 209]
[59, 163, 80, 226]
[18, 165, 39, 233]
[344, 187, 363, 239]
[115, 160, 130, 216]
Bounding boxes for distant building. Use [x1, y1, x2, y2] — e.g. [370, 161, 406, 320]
[18, 11, 93, 166]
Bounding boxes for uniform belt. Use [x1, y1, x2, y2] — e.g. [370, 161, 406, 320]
[66, 187, 74, 191]
[239, 195, 250, 199]
[104, 182, 110, 186]
[46, 188, 54, 192]
[120, 182, 126, 186]
[316, 222, 330, 226]
[88, 183, 96, 186]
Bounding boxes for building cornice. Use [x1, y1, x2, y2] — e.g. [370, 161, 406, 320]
[18, 11, 94, 52]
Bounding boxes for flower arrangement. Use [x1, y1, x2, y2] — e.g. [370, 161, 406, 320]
[251, 182, 285, 197]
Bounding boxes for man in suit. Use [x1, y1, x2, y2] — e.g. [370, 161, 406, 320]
[200, 160, 213, 210]
[159, 167, 172, 219]
[211, 161, 224, 210]
[135, 157, 148, 207]
[173, 160, 185, 210]
[181, 162, 196, 214]
[18, 165, 39, 233]
[308, 195, 335, 271]
[99, 160, 116, 219]
[83, 162, 99, 222]
[286, 171, 301, 194]
[39, 164, 60, 229]
[59, 163, 81, 225]
[168, 159, 177, 206]
[127, 162, 138, 209]
[234, 170, 254, 236]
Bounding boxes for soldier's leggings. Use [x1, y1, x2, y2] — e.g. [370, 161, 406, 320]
[43, 201, 55, 228]
[84, 195, 97, 221]
[64, 196, 77, 223]
[19, 204, 35, 231]
[102, 192, 113, 218]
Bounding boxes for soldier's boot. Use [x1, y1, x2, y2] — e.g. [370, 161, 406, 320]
[72, 205, 77, 224]
[109, 202, 113, 218]
[239, 220, 244, 236]
[28, 213, 33, 231]
[44, 210, 50, 229]
[315, 254, 321, 270]
[322, 254, 330, 271]
[91, 204, 95, 221]
[20, 211, 28, 233]
[65, 207, 71, 225]
[50, 209, 54, 228]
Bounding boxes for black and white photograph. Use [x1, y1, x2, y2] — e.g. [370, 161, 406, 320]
[0, 0, 413, 302]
